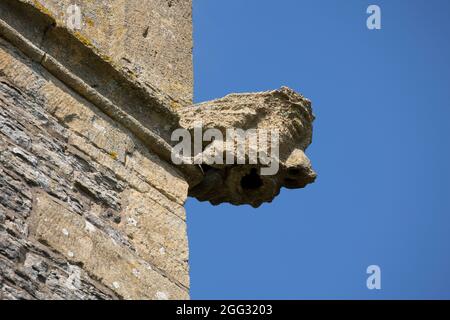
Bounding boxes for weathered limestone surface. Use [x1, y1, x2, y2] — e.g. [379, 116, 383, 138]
[0, 36, 189, 299]
[26, 0, 193, 104]
[0, 0, 316, 300]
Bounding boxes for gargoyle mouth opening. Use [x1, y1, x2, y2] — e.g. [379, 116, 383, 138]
[287, 168, 302, 176]
[240, 168, 263, 190]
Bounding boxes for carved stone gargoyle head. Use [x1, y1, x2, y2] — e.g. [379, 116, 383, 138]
[177, 86, 316, 208]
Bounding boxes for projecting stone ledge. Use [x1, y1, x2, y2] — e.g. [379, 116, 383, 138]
[179, 87, 317, 208]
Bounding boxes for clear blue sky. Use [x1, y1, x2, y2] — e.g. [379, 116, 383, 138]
[187, 0, 450, 299]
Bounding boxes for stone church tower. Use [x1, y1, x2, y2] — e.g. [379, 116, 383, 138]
[0, 0, 316, 299]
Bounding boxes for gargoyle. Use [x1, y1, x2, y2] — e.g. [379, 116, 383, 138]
[177, 86, 317, 208]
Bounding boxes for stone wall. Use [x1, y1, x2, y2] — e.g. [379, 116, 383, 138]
[0, 0, 192, 300]
[23, 0, 193, 104]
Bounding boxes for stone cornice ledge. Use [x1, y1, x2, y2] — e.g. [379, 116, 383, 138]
[0, 0, 204, 186]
